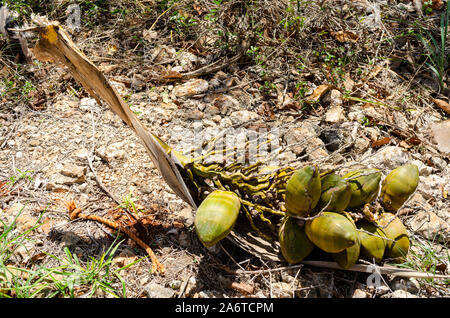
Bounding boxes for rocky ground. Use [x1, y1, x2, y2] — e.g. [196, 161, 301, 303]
[0, 0, 449, 298]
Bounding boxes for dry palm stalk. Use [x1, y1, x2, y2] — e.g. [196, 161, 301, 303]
[31, 22, 450, 281]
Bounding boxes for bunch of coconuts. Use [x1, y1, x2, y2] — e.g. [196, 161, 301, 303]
[192, 163, 418, 269]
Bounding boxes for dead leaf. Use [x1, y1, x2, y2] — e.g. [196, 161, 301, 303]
[143, 29, 158, 42]
[31, 252, 47, 262]
[430, 120, 450, 153]
[405, 137, 421, 146]
[370, 137, 391, 148]
[226, 281, 254, 295]
[331, 30, 359, 43]
[432, 98, 450, 115]
[162, 70, 182, 79]
[399, 140, 412, 149]
[305, 84, 333, 103]
[99, 64, 119, 73]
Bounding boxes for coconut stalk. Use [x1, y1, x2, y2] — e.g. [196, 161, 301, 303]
[29, 22, 450, 281]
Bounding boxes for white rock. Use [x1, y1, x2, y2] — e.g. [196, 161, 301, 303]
[381, 290, 419, 298]
[411, 159, 433, 176]
[60, 163, 86, 179]
[352, 289, 368, 298]
[145, 283, 175, 298]
[393, 111, 409, 130]
[178, 207, 194, 227]
[409, 210, 450, 243]
[361, 146, 410, 169]
[322, 89, 343, 106]
[284, 123, 329, 160]
[271, 282, 295, 298]
[169, 280, 182, 290]
[72, 148, 89, 161]
[430, 120, 450, 153]
[325, 105, 346, 123]
[229, 110, 259, 126]
[389, 277, 420, 294]
[173, 79, 209, 97]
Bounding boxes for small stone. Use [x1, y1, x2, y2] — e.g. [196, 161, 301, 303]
[430, 120, 450, 153]
[60, 232, 80, 248]
[169, 280, 182, 290]
[29, 140, 40, 147]
[173, 79, 209, 97]
[211, 115, 222, 123]
[277, 151, 296, 164]
[184, 276, 198, 297]
[198, 290, 223, 298]
[214, 71, 228, 80]
[5, 203, 28, 218]
[271, 282, 294, 298]
[145, 283, 175, 298]
[45, 182, 69, 192]
[113, 248, 138, 268]
[381, 290, 419, 298]
[361, 146, 410, 169]
[97, 142, 128, 162]
[229, 110, 259, 126]
[325, 105, 346, 123]
[409, 210, 450, 243]
[72, 148, 89, 161]
[352, 289, 368, 298]
[16, 214, 38, 232]
[389, 277, 420, 294]
[179, 231, 191, 247]
[60, 163, 86, 179]
[202, 119, 216, 128]
[205, 105, 220, 115]
[354, 137, 370, 153]
[186, 110, 204, 120]
[52, 174, 86, 186]
[431, 157, 448, 170]
[393, 111, 409, 130]
[283, 122, 328, 160]
[322, 89, 343, 106]
[14, 242, 36, 262]
[178, 207, 194, 227]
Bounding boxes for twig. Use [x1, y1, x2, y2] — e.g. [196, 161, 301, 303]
[69, 207, 165, 275]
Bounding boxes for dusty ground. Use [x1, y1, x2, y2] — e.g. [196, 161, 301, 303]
[0, 0, 449, 298]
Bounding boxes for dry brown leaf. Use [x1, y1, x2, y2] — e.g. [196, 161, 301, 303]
[142, 29, 158, 42]
[31, 252, 47, 262]
[370, 137, 391, 148]
[399, 140, 412, 149]
[432, 98, 450, 115]
[305, 84, 333, 103]
[227, 281, 254, 295]
[162, 70, 183, 79]
[405, 137, 421, 146]
[99, 64, 119, 73]
[331, 30, 359, 43]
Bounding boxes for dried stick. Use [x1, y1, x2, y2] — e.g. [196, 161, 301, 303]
[69, 208, 165, 275]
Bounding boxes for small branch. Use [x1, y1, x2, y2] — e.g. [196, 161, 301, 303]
[69, 207, 165, 275]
